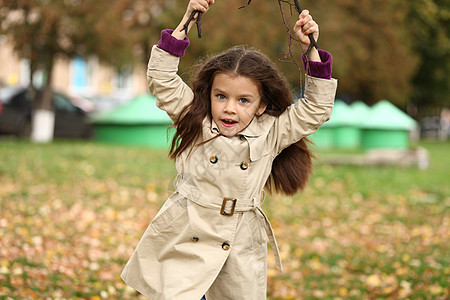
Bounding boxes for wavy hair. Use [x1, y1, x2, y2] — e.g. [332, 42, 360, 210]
[169, 46, 313, 195]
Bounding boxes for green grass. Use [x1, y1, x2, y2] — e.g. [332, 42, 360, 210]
[0, 139, 448, 299]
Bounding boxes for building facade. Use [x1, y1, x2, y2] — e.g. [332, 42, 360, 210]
[0, 36, 148, 102]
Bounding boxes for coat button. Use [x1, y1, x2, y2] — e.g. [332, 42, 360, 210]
[210, 155, 218, 164]
[191, 236, 199, 242]
[239, 135, 246, 141]
[240, 161, 248, 170]
[221, 242, 230, 251]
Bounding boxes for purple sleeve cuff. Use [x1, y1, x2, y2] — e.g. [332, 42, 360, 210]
[157, 29, 190, 57]
[302, 49, 333, 79]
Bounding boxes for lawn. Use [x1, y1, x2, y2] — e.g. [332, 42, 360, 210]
[0, 139, 448, 299]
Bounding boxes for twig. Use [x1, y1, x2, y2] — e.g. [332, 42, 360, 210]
[181, 10, 203, 38]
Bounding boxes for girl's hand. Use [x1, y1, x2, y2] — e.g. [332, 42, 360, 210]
[185, 0, 214, 20]
[293, 10, 320, 60]
[173, 0, 215, 40]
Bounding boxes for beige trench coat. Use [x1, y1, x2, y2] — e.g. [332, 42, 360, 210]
[121, 45, 338, 300]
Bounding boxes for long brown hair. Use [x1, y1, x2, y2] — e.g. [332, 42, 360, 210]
[169, 46, 313, 195]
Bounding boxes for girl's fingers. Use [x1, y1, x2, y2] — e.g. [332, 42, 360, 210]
[294, 20, 316, 34]
[300, 9, 309, 19]
[194, 0, 213, 12]
[297, 14, 312, 27]
[293, 11, 319, 44]
[294, 11, 313, 31]
[302, 20, 318, 35]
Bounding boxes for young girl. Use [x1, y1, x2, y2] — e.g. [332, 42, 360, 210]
[121, 0, 337, 299]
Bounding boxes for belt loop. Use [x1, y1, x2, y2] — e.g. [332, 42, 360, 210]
[260, 189, 266, 206]
[173, 174, 181, 190]
[251, 189, 265, 210]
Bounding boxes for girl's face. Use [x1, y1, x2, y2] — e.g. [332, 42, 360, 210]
[210, 73, 267, 137]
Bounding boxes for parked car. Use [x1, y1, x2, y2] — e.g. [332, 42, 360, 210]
[0, 86, 93, 139]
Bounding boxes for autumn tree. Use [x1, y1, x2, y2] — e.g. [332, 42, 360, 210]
[154, 0, 424, 108]
[308, 0, 417, 106]
[121, 0, 167, 66]
[0, 0, 164, 142]
[408, 0, 450, 117]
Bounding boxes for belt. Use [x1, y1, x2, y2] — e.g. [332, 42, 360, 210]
[176, 178, 283, 272]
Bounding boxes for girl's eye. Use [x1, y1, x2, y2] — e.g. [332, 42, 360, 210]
[217, 94, 226, 100]
[239, 98, 249, 104]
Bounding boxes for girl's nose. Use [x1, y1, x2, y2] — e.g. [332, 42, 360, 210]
[224, 99, 236, 113]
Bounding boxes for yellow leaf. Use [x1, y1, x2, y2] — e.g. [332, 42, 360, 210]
[382, 286, 396, 295]
[0, 265, 8, 275]
[294, 248, 303, 257]
[396, 266, 409, 276]
[401, 253, 411, 262]
[376, 244, 388, 253]
[429, 284, 443, 295]
[0, 260, 9, 268]
[366, 274, 381, 288]
[338, 287, 349, 296]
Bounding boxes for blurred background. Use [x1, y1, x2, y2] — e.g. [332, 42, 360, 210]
[0, 0, 449, 299]
[0, 0, 448, 144]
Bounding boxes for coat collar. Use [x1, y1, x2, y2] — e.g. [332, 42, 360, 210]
[209, 114, 275, 162]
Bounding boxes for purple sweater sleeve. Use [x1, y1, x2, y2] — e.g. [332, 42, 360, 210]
[157, 29, 190, 57]
[302, 50, 333, 79]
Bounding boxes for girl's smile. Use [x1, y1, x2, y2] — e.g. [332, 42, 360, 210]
[210, 72, 267, 137]
[221, 118, 238, 127]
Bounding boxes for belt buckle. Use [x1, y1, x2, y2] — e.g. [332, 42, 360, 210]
[220, 198, 237, 216]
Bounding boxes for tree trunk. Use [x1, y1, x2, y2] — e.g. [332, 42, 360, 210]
[31, 60, 55, 143]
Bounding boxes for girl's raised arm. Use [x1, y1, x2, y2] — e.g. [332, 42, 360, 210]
[172, 0, 215, 40]
[148, 1, 213, 122]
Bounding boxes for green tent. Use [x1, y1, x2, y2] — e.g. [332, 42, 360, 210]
[361, 100, 417, 149]
[310, 120, 334, 149]
[351, 101, 370, 121]
[92, 94, 174, 148]
[311, 100, 361, 150]
[331, 100, 362, 149]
